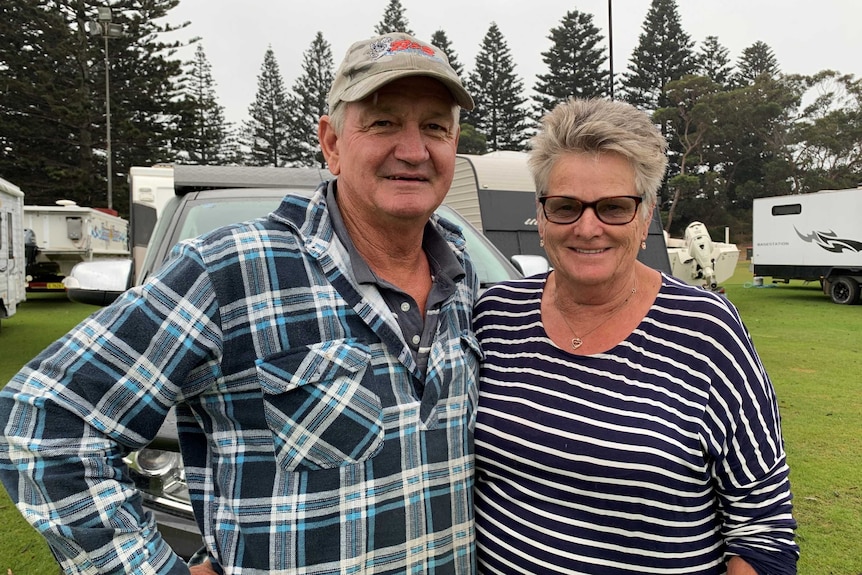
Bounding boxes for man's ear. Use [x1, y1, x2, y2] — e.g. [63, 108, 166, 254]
[318, 115, 341, 175]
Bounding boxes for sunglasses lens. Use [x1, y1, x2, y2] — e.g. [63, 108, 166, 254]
[596, 197, 638, 224]
[543, 197, 582, 223]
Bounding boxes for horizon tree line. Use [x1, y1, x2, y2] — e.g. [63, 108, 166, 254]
[1, 0, 859, 239]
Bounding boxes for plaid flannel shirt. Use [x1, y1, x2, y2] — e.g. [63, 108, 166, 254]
[0, 187, 480, 574]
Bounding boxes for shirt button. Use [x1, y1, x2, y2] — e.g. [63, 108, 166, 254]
[400, 302, 411, 312]
[411, 334, 421, 345]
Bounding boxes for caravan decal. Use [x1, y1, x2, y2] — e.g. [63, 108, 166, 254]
[795, 227, 862, 254]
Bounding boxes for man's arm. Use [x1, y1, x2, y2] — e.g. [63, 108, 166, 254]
[0, 246, 221, 574]
[728, 555, 759, 575]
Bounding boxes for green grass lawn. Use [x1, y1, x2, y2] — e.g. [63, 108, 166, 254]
[1, 269, 861, 574]
[726, 269, 862, 574]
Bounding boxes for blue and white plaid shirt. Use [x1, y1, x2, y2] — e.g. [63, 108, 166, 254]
[0, 186, 480, 574]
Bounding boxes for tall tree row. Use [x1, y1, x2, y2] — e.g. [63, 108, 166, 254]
[1, 0, 859, 233]
[0, 0, 188, 214]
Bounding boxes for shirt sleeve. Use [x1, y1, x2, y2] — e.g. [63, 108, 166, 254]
[0, 242, 222, 574]
[701, 300, 799, 574]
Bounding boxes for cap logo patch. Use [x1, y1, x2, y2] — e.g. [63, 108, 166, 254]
[369, 36, 440, 62]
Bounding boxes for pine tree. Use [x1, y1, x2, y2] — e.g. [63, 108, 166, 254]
[430, 30, 464, 79]
[287, 32, 334, 168]
[174, 44, 235, 165]
[430, 29, 471, 126]
[374, 0, 413, 35]
[0, 0, 189, 214]
[735, 41, 780, 86]
[695, 36, 733, 88]
[241, 47, 293, 167]
[466, 23, 530, 151]
[533, 10, 610, 116]
[621, 0, 696, 111]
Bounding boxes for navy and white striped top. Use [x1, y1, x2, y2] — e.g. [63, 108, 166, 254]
[474, 273, 798, 575]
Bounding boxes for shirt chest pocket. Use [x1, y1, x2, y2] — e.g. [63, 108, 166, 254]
[256, 339, 384, 471]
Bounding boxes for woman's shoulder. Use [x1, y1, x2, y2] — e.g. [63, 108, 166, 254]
[655, 272, 744, 326]
[478, 273, 548, 304]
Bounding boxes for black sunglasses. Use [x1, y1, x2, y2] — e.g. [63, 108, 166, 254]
[539, 195, 643, 225]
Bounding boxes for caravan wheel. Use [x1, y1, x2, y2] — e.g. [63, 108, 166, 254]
[829, 276, 860, 305]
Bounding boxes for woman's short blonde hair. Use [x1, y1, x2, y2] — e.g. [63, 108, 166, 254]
[529, 98, 668, 212]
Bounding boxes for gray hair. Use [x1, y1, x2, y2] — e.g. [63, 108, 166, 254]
[528, 98, 668, 211]
[327, 102, 347, 134]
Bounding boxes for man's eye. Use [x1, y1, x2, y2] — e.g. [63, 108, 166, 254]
[425, 123, 452, 134]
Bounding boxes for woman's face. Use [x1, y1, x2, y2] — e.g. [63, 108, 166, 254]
[538, 151, 651, 290]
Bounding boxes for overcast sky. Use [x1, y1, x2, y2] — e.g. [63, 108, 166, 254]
[162, 0, 861, 125]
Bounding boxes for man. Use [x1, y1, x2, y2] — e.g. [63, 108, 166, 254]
[0, 32, 478, 574]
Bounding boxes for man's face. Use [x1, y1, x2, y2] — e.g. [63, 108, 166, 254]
[320, 76, 460, 230]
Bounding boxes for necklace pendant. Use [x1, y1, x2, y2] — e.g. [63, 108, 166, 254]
[571, 337, 583, 350]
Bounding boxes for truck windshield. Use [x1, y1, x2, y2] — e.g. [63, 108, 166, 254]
[174, 198, 520, 288]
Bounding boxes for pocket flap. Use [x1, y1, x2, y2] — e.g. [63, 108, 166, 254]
[256, 339, 371, 395]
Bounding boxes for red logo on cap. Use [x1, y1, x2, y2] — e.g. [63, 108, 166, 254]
[389, 39, 435, 57]
[370, 36, 439, 61]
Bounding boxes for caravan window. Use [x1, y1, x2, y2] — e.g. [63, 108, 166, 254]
[771, 203, 802, 216]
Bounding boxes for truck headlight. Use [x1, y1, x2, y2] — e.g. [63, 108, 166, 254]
[124, 448, 190, 509]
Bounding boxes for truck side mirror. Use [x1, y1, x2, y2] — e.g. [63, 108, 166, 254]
[510, 254, 550, 277]
[64, 258, 133, 306]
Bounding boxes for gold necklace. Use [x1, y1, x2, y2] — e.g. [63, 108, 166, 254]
[552, 277, 638, 350]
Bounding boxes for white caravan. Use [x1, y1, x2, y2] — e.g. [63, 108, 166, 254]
[752, 186, 862, 304]
[24, 202, 129, 291]
[0, 177, 26, 327]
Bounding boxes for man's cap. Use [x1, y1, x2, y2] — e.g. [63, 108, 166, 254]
[328, 32, 474, 112]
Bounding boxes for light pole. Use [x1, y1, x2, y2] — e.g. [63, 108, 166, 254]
[608, 0, 614, 100]
[88, 7, 123, 211]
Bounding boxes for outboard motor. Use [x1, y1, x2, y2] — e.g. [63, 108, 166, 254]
[684, 222, 717, 289]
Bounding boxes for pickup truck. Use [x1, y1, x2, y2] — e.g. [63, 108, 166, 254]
[65, 180, 542, 559]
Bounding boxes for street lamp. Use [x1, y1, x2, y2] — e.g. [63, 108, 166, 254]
[88, 7, 123, 211]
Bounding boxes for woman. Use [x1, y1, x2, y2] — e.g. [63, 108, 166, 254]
[473, 98, 798, 574]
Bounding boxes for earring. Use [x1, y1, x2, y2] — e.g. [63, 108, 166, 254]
[540, 238, 545, 247]
[641, 240, 647, 250]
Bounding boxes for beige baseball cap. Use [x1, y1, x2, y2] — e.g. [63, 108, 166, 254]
[328, 32, 474, 112]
